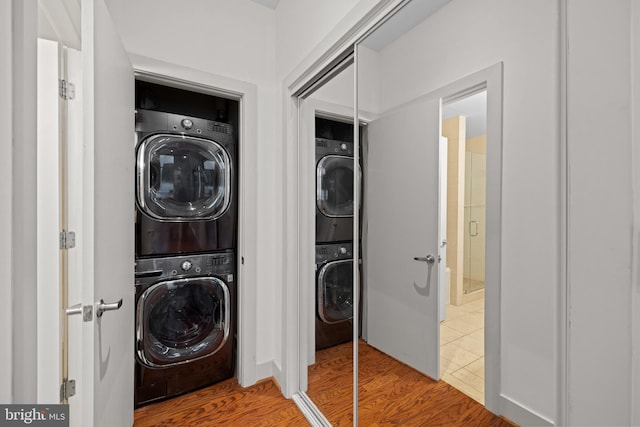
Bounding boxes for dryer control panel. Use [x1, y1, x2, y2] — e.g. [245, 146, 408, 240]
[135, 252, 235, 286]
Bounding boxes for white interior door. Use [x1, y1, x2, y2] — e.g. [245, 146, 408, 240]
[72, 0, 134, 425]
[365, 93, 441, 379]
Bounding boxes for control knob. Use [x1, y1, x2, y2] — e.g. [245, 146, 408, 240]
[181, 260, 193, 272]
[339, 246, 348, 255]
[181, 119, 193, 130]
[340, 143, 348, 151]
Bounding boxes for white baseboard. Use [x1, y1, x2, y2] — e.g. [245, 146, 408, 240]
[499, 394, 554, 426]
[255, 361, 276, 383]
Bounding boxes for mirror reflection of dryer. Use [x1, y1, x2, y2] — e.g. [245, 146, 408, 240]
[135, 108, 237, 257]
[134, 252, 236, 407]
[315, 137, 362, 244]
[315, 242, 361, 350]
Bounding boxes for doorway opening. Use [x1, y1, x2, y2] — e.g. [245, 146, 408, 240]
[440, 89, 488, 404]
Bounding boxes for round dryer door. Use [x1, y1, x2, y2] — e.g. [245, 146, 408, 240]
[136, 277, 230, 368]
[317, 259, 353, 324]
[137, 134, 231, 220]
[316, 155, 357, 218]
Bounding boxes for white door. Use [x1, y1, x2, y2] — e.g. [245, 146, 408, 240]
[68, 1, 134, 426]
[365, 92, 441, 379]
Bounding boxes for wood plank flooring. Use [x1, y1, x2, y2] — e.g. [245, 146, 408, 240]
[135, 341, 517, 426]
[133, 378, 307, 427]
[308, 341, 517, 427]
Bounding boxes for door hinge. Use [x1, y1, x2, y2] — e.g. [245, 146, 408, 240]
[60, 378, 76, 401]
[60, 231, 76, 249]
[59, 79, 75, 100]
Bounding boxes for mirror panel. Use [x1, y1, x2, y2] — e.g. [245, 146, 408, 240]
[355, 0, 490, 424]
[299, 62, 356, 425]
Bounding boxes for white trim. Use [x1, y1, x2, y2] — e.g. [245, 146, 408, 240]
[129, 53, 259, 388]
[255, 361, 276, 382]
[292, 392, 332, 427]
[12, 0, 38, 403]
[499, 394, 554, 427]
[631, 0, 640, 423]
[558, 0, 569, 425]
[36, 37, 62, 404]
[0, 0, 14, 404]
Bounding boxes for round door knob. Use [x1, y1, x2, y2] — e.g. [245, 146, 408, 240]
[181, 119, 193, 130]
[181, 260, 193, 271]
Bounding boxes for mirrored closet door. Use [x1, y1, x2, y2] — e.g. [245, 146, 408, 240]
[298, 58, 357, 425]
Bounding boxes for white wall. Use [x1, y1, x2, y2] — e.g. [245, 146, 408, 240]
[375, 0, 560, 421]
[104, 0, 279, 371]
[275, 0, 364, 82]
[1, 0, 14, 404]
[567, 1, 634, 425]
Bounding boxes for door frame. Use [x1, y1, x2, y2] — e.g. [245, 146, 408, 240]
[433, 67, 503, 412]
[129, 53, 260, 388]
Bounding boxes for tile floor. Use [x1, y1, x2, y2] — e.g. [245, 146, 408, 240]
[440, 298, 485, 404]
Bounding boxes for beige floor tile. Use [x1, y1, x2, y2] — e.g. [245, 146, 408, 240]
[469, 328, 484, 341]
[451, 367, 484, 392]
[465, 357, 484, 378]
[444, 304, 467, 321]
[459, 299, 484, 313]
[442, 373, 484, 404]
[442, 316, 483, 335]
[440, 358, 463, 376]
[440, 342, 481, 367]
[463, 312, 485, 327]
[450, 334, 484, 357]
[440, 324, 466, 345]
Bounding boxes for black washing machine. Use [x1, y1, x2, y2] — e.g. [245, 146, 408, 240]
[134, 252, 235, 407]
[315, 242, 361, 350]
[135, 108, 237, 257]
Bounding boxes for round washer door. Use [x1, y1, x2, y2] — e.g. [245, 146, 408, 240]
[137, 134, 231, 221]
[317, 259, 353, 324]
[136, 277, 230, 368]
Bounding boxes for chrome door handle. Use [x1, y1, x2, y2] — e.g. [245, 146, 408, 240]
[96, 298, 123, 318]
[66, 303, 93, 321]
[413, 254, 436, 264]
[65, 303, 83, 316]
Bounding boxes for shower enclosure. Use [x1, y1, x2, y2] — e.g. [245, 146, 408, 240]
[463, 149, 486, 294]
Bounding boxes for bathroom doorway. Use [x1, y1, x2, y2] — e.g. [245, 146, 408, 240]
[440, 89, 488, 404]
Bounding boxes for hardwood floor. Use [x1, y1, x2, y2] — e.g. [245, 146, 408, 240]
[133, 378, 307, 427]
[309, 341, 517, 426]
[135, 341, 516, 426]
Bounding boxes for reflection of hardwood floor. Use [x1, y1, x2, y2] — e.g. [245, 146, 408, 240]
[135, 341, 516, 426]
[309, 341, 517, 426]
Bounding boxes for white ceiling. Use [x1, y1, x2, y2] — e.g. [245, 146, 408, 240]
[250, 0, 280, 10]
[442, 91, 487, 138]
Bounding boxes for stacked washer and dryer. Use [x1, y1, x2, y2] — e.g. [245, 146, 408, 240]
[315, 117, 362, 350]
[133, 81, 238, 406]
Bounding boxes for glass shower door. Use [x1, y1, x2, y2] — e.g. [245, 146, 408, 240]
[463, 151, 486, 294]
